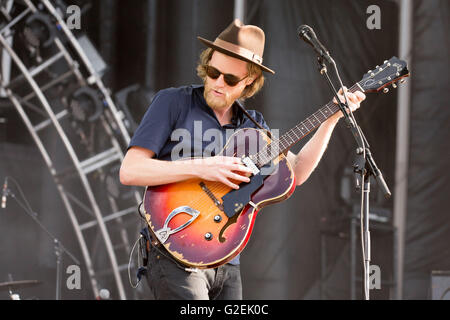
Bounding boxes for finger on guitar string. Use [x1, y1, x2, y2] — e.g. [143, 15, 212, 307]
[228, 163, 253, 174]
[219, 175, 240, 190]
[355, 90, 366, 101]
[195, 156, 253, 189]
[224, 170, 251, 183]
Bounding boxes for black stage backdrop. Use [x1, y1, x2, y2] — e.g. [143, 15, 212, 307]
[402, 0, 450, 300]
[0, 0, 448, 300]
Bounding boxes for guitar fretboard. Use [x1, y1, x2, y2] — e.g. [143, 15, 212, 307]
[251, 83, 361, 168]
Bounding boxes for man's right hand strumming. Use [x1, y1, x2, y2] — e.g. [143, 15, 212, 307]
[192, 156, 252, 190]
[120, 147, 251, 189]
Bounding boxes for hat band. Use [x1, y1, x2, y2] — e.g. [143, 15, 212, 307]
[213, 38, 263, 65]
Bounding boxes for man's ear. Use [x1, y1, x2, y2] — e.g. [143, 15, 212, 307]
[245, 76, 256, 86]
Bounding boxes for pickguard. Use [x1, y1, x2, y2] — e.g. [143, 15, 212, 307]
[221, 162, 276, 218]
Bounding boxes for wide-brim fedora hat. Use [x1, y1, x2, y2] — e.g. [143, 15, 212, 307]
[197, 19, 275, 74]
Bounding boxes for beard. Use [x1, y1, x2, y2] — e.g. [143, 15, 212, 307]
[204, 81, 237, 111]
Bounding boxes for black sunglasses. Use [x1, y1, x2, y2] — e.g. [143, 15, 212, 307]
[205, 65, 248, 87]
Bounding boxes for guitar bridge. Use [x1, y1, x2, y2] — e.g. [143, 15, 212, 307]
[199, 182, 224, 211]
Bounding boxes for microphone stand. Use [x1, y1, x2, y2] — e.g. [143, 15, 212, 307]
[316, 57, 391, 300]
[3, 180, 80, 300]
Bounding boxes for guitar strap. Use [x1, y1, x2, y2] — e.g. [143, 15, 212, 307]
[236, 102, 290, 157]
[236, 102, 272, 139]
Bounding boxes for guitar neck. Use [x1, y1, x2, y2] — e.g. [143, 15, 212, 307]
[252, 82, 362, 168]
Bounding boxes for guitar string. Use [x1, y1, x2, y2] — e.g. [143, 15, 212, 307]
[161, 148, 277, 232]
[148, 73, 396, 261]
[156, 84, 361, 229]
[255, 84, 359, 166]
[160, 178, 254, 246]
[158, 104, 331, 224]
[188, 84, 360, 215]
[158, 176, 242, 233]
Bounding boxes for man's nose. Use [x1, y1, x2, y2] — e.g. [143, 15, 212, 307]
[214, 74, 226, 87]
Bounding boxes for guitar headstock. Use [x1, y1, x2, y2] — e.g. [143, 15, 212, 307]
[358, 57, 409, 93]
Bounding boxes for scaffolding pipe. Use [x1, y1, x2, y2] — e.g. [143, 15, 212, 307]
[393, 0, 413, 300]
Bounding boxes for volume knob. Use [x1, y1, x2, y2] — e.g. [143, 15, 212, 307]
[205, 232, 213, 241]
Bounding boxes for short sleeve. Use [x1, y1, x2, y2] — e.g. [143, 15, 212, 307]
[128, 89, 181, 157]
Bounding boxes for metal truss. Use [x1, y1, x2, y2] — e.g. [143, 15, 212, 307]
[0, 0, 143, 299]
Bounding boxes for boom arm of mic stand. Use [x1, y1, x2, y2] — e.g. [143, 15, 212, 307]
[8, 191, 80, 265]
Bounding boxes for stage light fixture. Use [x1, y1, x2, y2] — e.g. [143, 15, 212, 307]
[114, 84, 154, 134]
[68, 86, 103, 123]
[77, 34, 107, 78]
[24, 12, 56, 48]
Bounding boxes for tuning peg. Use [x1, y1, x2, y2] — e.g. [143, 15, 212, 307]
[400, 78, 406, 84]
[383, 87, 389, 93]
[392, 83, 397, 89]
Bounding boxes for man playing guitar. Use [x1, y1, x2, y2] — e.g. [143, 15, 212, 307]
[120, 19, 366, 300]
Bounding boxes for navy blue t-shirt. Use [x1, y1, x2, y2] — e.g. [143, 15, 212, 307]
[129, 84, 270, 265]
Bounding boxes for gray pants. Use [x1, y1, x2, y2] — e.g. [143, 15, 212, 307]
[145, 246, 242, 300]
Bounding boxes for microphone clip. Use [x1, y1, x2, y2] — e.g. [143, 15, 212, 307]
[317, 56, 328, 75]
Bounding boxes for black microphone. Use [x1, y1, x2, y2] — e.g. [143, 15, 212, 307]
[1, 177, 8, 209]
[297, 25, 333, 64]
